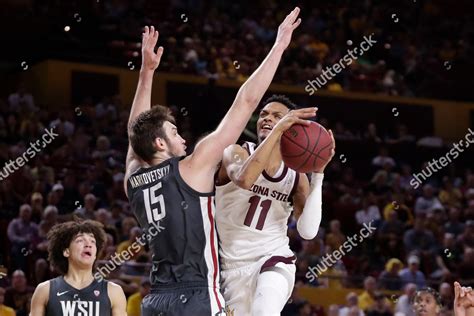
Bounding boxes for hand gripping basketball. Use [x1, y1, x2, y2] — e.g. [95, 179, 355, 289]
[274, 107, 318, 133]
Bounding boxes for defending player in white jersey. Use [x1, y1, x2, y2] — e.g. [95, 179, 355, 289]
[215, 95, 335, 316]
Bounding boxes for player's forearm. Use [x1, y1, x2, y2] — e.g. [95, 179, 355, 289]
[235, 129, 282, 189]
[235, 44, 285, 107]
[297, 173, 323, 240]
[128, 69, 154, 130]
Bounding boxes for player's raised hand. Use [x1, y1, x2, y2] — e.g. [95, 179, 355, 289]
[274, 7, 302, 50]
[274, 107, 317, 133]
[141, 26, 164, 71]
[454, 282, 474, 316]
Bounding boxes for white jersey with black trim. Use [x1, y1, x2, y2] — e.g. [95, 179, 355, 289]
[215, 142, 299, 268]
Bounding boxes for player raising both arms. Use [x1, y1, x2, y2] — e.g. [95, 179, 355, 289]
[124, 7, 302, 316]
[30, 220, 127, 316]
[215, 95, 335, 316]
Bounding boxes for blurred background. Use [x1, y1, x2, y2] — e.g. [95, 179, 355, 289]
[0, 0, 474, 315]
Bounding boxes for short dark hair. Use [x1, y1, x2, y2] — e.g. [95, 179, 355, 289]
[261, 94, 297, 111]
[412, 287, 443, 306]
[47, 220, 107, 275]
[129, 105, 176, 162]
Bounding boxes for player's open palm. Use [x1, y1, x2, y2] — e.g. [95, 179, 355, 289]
[274, 107, 317, 133]
[274, 7, 302, 50]
[141, 26, 164, 71]
[454, 282, 474, 316]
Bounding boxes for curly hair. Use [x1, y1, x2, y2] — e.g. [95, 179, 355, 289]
[129, 105, 176, 162]
[47, 220, 107, 275]
[412, 287, 443, 307]
[261, 94, 297, 111]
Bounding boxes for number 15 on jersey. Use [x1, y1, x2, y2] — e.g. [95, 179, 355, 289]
[143, 182, 166, 224]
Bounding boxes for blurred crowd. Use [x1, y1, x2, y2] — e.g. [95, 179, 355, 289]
[2, 0, 474, 101]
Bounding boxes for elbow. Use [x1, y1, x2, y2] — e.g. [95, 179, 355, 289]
[297, 218, 319, 240]
[236, 88, 260, 108]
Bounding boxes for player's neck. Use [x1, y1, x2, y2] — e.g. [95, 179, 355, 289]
[149, 152, 173, 166]
[64, 267, 95, 289]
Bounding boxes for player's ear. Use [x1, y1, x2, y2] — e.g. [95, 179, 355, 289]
[155, 137, 167, 151]
[63, 248, 70, 258]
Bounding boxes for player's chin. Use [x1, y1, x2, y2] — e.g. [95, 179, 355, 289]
[258, 129, 270, 140]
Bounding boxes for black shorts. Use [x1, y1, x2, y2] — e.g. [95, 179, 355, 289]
[141, 283, 226, 316]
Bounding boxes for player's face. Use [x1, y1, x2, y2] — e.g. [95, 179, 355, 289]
[65, 232, 97, 268]
[413, 292, 440, 316]
[161, 121, 186, 157]
[256, 102, 290, 143]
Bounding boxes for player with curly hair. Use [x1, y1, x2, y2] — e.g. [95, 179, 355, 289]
[30, 220, 126, 316]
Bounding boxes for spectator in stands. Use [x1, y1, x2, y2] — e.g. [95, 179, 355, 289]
[127, 278, 151, 316]
[372, 147, 396, 169]
[4, 270, 34, 316]
[340, 292, 364, 316]
[74, 193, 98, 220]
[7, 204, 38, 271]
[414, 184, 443, 216]
[439, 177, 463, 208]
[403, 218, 437, 255]
[378, 258, 403, 290]
[456, 220, 474, 249]
[95, 208, 119, 243]
[445, 207, 466, 237]
[439, 282, 454, 310]
[358, 276, 377, 311]
[0, 287, 15, 316]
[379, 210, 404, 238]
[7, 84, 36, 114]
[367, 171, 391, 199]
[117, 226, 144, 260]
[50, 183, 68, 215]
[35, 205, 59, 283]
[366, 292, 392, 316]
[457, 247, 474, 287]
[355, 196, 381, 226]
[325, 220, 346, 252]
[120, 216, 138, 242]
[386, 125, 416, 145]
[327, 304, 339, 316]
[364, 123, 382, 144]
[433, 233, 460, 282]
[399, 255, 427, 289]
[395, 283, 417, 316]
[30, 192, 44, 223]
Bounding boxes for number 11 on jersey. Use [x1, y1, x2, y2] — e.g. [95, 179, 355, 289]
[143, 182, 166, 224]
[243, 195, 272, 230]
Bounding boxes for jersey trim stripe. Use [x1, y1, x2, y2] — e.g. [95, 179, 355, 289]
[262, 166, 288, 182]
[206, 197, 223, 311]
[289, 172, 300, 202]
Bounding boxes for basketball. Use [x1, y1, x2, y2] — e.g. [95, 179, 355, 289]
[280, 121, 333, 173]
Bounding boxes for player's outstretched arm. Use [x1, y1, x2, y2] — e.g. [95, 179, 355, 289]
[29, 281, 49, 316]
[454, 282, 474, 316]
[109, 282, 127, 316]
[125, 26, 163, 192]
[187, 7, 302, 171]
[293, 130, 335, 240]
[220, 108, 316, 189]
